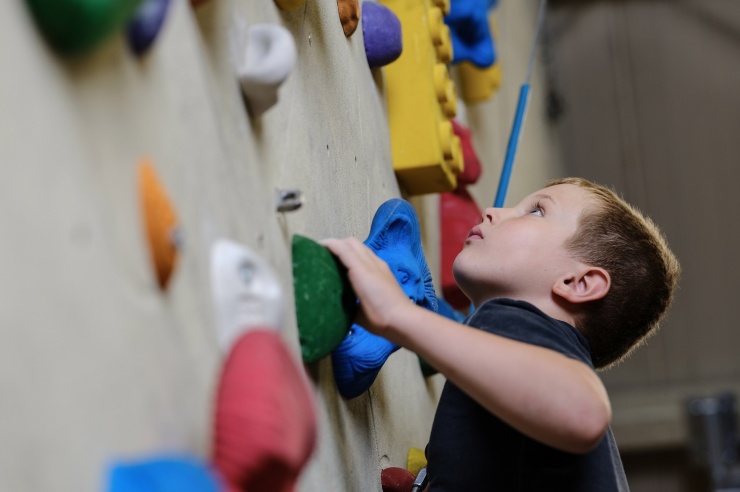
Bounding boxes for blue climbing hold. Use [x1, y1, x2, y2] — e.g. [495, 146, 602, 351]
[332, 199, 438, 399]
[445, 0, 497, 68]
[126, 0, 171, 55]
[108, 456, 222, 492]
[362, 2, 403, 69]
[436, 296, 466, 323]
[418, 296, 466, 377]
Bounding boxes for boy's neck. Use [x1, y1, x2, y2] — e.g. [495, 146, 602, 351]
[473, 294, 578, 328]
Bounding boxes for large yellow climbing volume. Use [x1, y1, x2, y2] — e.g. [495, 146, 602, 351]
[379, 0, 464, 195]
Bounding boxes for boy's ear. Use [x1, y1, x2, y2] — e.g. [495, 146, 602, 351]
[552, 267, 611, 304]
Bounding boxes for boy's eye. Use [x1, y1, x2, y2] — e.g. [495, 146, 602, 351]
[529, 201, 544, 216]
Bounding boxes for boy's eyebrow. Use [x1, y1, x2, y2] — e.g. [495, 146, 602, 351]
[533, 193, 556, 204]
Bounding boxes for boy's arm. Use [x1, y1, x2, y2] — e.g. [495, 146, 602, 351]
[323, 237, 611, 454]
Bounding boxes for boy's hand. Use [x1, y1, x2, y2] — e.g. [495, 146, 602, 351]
[321, 237, 412, 337]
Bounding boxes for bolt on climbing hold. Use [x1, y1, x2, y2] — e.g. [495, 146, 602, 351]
[24, 0, 144, 55]
[126, 0, 172, 55]
[337, 0, 360, 37]
[331, 199, 438, 398]
[362, 2, 403, 69]
[210, 239, 284, 353]
[292, 235, 356, 363]
[275, 189, 303, 213]
[138, 158, 180, 291]
[237, 24, 297, 118]
[212, 330, 317, 492]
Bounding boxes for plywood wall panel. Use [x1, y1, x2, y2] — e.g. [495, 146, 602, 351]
[1, 0, 559, 489]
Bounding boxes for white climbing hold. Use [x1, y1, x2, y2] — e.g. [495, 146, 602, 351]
[210, 239, 285, 353]
[238, 24, 297, 117]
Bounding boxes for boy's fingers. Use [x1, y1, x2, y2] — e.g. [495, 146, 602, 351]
[323, 237, 378, 269]
[320, 238, 349, 259]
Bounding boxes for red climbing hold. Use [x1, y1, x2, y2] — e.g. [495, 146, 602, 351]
[381, 467, 416, 492]
[212, 330, 317, 492]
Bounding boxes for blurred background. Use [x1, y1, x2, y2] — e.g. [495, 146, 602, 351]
[541, 1, 740, 490]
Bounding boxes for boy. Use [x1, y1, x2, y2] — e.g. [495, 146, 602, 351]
[323, 177, 680, 491]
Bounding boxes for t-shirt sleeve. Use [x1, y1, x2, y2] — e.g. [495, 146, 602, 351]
[466, 299, 593, 367]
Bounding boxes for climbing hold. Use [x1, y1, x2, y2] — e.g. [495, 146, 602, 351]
[362, 2, 402, 69]
[436, 296, 466, 323]
[458, 60, 502, 103]
[428, 6, 454, 64]
[440, 188, 480, 310]
[273, 0, 305, 10]
[444, 0, 496, 68]
[337, 0, 360, 37]
[24, 0, 143, 56]
[210, 239, 284, 353]
[138, 159, 180, 291]
[381, 467, 416, 492]
[433, 64, 458, 119]
[213, 330, 317, 492]
[275, 189, 303, 213]
[238, 24, 297, 118]
[407, 447, 428, 477]
[377, 0, 461, 194]
[332, 199, 437, 399]
[451, 119, 482, 186]
[126, 0, 171, 55]
[331, 325, 396, 399]
[108, 456, 221, 492]
[292, 235, 357, 363]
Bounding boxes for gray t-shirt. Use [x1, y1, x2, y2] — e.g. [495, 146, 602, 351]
[426, 298, 629, 491]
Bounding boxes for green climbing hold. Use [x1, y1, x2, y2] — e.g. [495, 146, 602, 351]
[292, 235, 357, 364]
[25, 0, 144, 55]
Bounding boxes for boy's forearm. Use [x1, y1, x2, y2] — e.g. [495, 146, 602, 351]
[387, 304, 612, 454]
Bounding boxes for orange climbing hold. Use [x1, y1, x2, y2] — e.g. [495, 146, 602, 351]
[138, 159, 180, 290]
[337, 0, 360, 37]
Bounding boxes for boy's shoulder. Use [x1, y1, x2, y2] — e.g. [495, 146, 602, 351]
[466, 298, 594, 368]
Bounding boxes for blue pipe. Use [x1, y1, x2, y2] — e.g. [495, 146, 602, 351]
[493, 83, 531, 207]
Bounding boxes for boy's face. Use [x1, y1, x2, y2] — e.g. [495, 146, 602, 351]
[453, 183, 593, 306]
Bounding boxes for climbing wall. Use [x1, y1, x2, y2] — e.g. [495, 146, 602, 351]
[0, 0, 559, 490]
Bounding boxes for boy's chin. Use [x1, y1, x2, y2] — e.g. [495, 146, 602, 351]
[451, 267, 473, 301]
[452, 252, 473, 281]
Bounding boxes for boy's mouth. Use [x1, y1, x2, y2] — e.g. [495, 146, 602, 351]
[467, 226, 483, 240]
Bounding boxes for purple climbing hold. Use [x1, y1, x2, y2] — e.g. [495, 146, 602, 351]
[126, 0, 171, 55]
[362, 2, 403, 69]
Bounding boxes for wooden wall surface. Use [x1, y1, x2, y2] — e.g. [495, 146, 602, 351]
[0, 0, 559, 490]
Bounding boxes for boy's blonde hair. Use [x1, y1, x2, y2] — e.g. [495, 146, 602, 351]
[546, 177, 681, 369]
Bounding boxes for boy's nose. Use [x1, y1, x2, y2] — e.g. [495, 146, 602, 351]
[482, 207, 507, 224]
